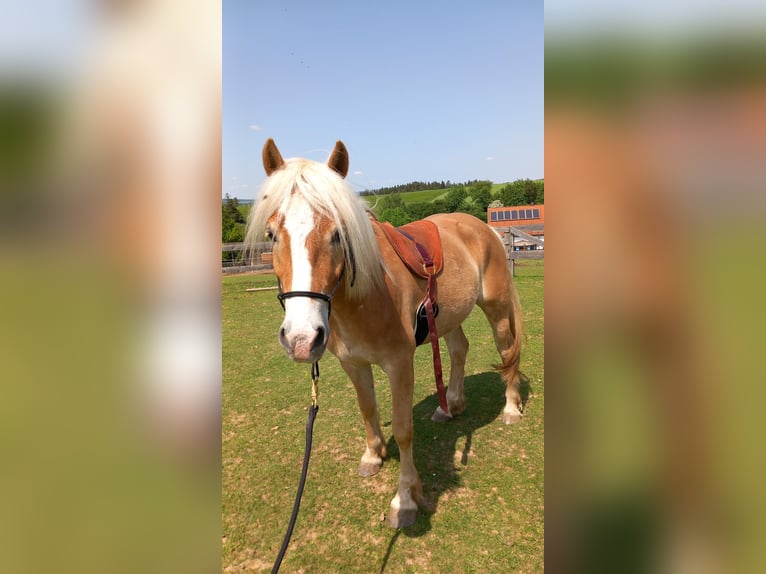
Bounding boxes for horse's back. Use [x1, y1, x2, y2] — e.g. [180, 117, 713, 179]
[422, 213, 511, 321]
[425, 212, 507, 270]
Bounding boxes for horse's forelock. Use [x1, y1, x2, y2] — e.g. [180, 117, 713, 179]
[246, 159, 385, 299]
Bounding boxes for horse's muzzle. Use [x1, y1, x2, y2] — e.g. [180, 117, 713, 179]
[279, 325, 327, 363]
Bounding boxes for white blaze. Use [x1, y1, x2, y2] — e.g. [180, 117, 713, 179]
[284, 197, 314, 297]
[279, 196, 329, 360]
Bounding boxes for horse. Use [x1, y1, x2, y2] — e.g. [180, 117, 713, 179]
[246, 139, 524, 528]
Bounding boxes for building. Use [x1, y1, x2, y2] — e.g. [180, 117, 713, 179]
[487, 204, 544, 250]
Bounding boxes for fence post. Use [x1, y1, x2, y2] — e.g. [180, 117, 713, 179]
[509, 231, 515, 277]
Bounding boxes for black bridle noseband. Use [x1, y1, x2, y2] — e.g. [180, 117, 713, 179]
[276, 265, 350, 316]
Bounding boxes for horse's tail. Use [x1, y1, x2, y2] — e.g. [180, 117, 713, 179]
[494, 277, 524, 386]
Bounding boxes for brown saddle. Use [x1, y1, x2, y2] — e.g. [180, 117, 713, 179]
[374, 218, 443, 279]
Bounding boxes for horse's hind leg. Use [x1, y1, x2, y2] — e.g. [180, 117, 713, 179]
[432, 326, 469, 422]
[341, 360, 387, 477]
[479, 297, 524, 424]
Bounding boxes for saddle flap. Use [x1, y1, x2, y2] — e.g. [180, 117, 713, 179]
[376, 219, 443, 279]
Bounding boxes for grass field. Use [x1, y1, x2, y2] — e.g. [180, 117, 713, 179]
[362, 183, 514, 209]
[222, 261, 544, 573]
[362, 188, 450, 207]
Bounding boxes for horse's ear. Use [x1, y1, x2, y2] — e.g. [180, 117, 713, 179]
[262, 138, 285, 176]
[328, 140, 349, 178]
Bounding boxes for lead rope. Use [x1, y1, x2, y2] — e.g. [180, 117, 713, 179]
[271, 362, 320, 574]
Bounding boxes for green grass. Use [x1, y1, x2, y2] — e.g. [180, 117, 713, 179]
[362, 183, 514, 209]
[363, 188, 450, 207]
[222, 261, 544, 573]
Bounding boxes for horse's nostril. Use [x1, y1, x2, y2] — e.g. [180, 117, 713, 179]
[312, 327, 326, 351]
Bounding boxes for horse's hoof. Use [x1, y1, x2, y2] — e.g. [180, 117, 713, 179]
[358, 461, 381, 477]
[431, 406, 452, 423]
[502, 410, 523, 424]
[387, 507, 417, 529]
[448, 402, 466, 417]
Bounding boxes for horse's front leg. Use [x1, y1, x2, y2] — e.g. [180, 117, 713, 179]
[340, 360, 387, 477]
[381, 355, 423, 529]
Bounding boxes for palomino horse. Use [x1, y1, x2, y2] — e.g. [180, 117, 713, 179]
[246, 139, 524, 528]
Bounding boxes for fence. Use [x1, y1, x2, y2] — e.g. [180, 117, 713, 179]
[221, 241, 272, 274]
[222, 225, 543, 275]
[496, 226, 544, 277]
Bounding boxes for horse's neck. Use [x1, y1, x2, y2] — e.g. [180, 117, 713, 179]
[331, 215, 393, 317]
[333, 240, 389, 322]
[336, 265, 386, 315]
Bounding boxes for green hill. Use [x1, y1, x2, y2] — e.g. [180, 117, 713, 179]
[363, 187, 448, 207]
[363, 183, 515, 208]
[229, 179, 542, 224]
[234, 184, 499, 218]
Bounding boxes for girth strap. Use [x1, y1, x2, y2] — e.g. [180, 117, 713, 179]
[423, 273, 448, 415]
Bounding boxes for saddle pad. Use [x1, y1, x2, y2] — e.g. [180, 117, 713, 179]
[376, 219, 444, 279]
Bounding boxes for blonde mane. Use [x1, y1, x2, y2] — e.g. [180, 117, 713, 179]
[245, 158, 385, 299]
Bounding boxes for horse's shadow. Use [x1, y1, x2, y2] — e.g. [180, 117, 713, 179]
[381, 371, 531, 539]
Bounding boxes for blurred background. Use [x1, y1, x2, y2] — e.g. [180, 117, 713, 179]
[545, 1, 765, 573]
[1, 1, 220, 573]
[3, 0, 766, 572]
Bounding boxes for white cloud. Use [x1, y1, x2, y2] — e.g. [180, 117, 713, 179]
[486, 156, 495, 161]
[248, 124, 263, 131]
[353, 170, 364, 176]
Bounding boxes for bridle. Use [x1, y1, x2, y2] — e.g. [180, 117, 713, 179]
[276, 267, 344, 316]
[276, 251, 355, 317]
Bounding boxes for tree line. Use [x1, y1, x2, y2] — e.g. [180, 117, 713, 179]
[222, 195, 246, 263]
[222, 178, 543, 242]
[495, 178, 544, 208]
[358, 179, 490, 197]
[375, 179, 543, 227]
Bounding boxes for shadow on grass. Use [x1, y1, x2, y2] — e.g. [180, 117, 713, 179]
[378, 371, 532, 571]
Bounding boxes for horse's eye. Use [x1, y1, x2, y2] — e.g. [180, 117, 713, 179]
[331, 229, 341, 244]
[265, 228, 275, 242]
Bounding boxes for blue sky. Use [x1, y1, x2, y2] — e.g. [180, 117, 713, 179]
[223, 1, 543, 199]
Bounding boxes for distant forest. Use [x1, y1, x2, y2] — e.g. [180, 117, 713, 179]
[358, 179, 489, 197]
